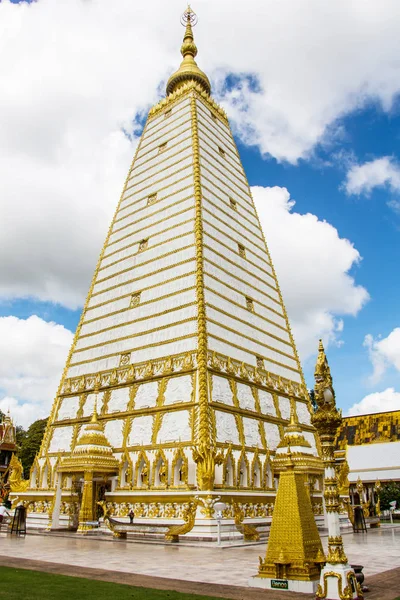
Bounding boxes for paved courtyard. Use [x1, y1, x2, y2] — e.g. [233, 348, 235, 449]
[0, 525, 399, 587]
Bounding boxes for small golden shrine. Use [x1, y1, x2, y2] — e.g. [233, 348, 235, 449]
[250, 409, 324, 593]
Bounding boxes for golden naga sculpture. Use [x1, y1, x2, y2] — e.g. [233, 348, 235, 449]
[192, 443, 224, 491]
[8, 454, 29, 493]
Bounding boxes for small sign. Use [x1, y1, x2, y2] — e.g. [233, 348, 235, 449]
[271, 579, 289, 590]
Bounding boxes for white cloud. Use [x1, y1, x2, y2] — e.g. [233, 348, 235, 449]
[346, 387, 400, 416]
[364, 328, 400, 383]
[252, 186, 369, 359]
[344, 157, 400, 196]
[0, 1, 400, 307]
[0, 316, 72, 428]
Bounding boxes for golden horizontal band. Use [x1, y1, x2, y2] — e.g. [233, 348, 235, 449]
[69, 331, 198, 367]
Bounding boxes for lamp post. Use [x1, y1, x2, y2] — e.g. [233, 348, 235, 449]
[214, 501, 226, 546]
[312, 341, 363, 600]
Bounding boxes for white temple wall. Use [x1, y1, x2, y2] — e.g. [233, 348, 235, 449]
[133, 128, 192, 175]
[203, 231, 275, 283]
[128, 140, 193, 188]
[83, 273, 196, 326]
[202, 216, 273, 269]
[204, 274, 286, 328]
[67, 332, 198, 378]
[71, 319, 198, 364]
[202, 202, 264, 255]
[81, 287, 197, 336]
[111, 184, 194, 237]
[204, 288, 289, 341]
[196, 99, 237, 150]
[88, 259, 196, 308]
[138, 99, 191, 149]
[96, 230, 195, 282]
[75, 305, 197, 350]
[203, 249, 281, 304]
[93, 246, 197, 295]
[206, 306, 294, 357]
[122, 164, 193, 207]
[118, 176, 194, 220]
[107, 197, 195, 250]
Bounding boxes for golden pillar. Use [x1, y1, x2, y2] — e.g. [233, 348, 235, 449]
[77, 472, 94, 533]
[312, 341, 362, 600]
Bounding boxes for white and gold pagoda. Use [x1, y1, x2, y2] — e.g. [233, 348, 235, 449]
[11, 7, 322, 538]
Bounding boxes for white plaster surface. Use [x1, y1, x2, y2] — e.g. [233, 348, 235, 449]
[215, 410, 240, 445]
[157, 410, 191, 444]
[296, 401, 312, 425]
[128, 415, 154, 446]
[99, 228, 195, 281]
[133, 381, 159, 409]
[108, 387, 130, 413]
[242, 417, 262, 448]
[302, 431, 318, 453]
[123, 164, 193, 208]
[104, 419, 125, 448]
[211, 375, 234, 406]
[278, 396, 291, 420]
[75, 305, 197, 351]
[82, 285, 197, 333]
[82, 393, 105, 418]
[258, 390, 276, 416]
[163, 375, 193, 405]
[347, 441, 400, 482]
[57, 396, 80, 421]
[88, 260, 196, 309]
[115, 183, 194, 231]
[263, 422, 281, 450]
[48, 426, 74, 453]
[236, 383, 256, 412]
[202, 193, 262, 241]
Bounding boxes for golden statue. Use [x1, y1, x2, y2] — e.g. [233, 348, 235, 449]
[337, 460, 350, 495]
[159, 463, 167, 485]
[8, 455, 29, 493]
[140, 464, 149, 486]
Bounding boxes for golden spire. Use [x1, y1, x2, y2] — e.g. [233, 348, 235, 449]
[166, 6, 211, 96]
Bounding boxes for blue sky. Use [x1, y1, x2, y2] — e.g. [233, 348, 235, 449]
[1, 0, 400, 425]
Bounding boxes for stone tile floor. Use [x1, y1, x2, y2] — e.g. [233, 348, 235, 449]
[0, 524, 399, 588]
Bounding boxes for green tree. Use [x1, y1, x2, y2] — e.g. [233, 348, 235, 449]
[19, 418, 48, 478]
[309, 389, 318, 412]
[379, 481, 400, 511]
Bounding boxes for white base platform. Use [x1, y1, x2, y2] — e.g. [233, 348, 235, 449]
[248, 575, 320, 593]
[318, 564, 360, 600]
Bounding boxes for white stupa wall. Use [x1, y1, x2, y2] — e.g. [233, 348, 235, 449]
[196, 98, 301, 384]
[66, 95, 198, 380]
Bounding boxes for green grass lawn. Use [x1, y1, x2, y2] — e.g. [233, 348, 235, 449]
[0, 567, 227, 600]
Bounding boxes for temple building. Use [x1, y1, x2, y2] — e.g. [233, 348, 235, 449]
[0, 413, 16, 490]
[10, 8, 322, 537]
[336, 409, 400, 507]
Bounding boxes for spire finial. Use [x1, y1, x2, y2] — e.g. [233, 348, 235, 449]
[91, 398, 99, 424]
[166, 6, 211, 96]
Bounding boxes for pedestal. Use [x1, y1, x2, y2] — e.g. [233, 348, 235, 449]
[249, 575, 320, 594]
[317, 564, 362, 599]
